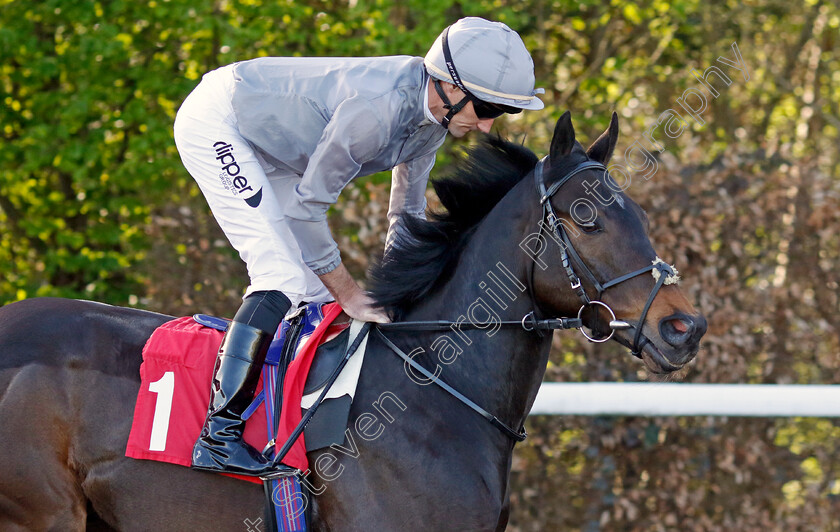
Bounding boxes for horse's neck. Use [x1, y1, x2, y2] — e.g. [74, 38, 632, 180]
[403, 180, 552, 428]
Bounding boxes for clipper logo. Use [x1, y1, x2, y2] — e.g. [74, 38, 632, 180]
[213, 141, 263, 208]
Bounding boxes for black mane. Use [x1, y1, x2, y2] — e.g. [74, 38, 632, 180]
[368, 135, 538, 317]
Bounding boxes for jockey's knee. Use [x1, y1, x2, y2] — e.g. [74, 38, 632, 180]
[233, 290, 292, 333]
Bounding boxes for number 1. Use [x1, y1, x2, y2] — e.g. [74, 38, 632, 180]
[148, 371, 175, 451]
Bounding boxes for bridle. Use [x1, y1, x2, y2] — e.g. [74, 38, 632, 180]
[531, 156, 679, 358]
[373, 156, 680, 443]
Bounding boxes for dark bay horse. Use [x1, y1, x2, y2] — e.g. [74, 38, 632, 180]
[0, 113, 705, 531]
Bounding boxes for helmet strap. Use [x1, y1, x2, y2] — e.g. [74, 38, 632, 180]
[433, 24, 474, 130]
[440, 25, 470, 96]
[433, 79, 469, 129]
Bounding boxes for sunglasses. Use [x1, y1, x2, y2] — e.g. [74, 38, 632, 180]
[471, 97, 522, 120]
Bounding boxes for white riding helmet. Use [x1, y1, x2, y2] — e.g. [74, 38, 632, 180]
[424, 17, 545, 111]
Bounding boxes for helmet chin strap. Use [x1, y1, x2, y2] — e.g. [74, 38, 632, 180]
[433, 79, 469, 129]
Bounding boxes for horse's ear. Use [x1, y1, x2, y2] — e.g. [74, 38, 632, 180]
[550, 111, 575, 160]
[586, 112, 619, 164]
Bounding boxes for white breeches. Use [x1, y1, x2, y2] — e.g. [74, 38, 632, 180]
[173, 66, 331, 307]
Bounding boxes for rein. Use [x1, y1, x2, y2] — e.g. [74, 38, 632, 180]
[375, 157, 679, 443]
[377, 314, 582, 332]
[375, 329, 527, 442]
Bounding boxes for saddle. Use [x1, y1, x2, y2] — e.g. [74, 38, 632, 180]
[194, 304, 359, 452]
[125, 302, 367, 480]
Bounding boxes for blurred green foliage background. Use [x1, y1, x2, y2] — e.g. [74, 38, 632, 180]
[2, 0, 839, 529]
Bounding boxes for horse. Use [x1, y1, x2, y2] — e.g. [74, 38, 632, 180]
[0, 112, 706, 531]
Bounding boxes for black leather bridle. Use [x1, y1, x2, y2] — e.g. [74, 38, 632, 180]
[531, 156, 678, 358]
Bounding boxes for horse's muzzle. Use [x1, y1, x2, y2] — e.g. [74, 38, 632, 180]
[644, 312, 707, 373]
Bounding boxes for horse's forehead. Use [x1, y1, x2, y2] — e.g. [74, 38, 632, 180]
[550, 163, 629, 213]
[602, 182, 626, 210]
[587, 166, 629, 211]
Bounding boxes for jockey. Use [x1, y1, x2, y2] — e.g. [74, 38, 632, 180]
[173, 17, 544, 476]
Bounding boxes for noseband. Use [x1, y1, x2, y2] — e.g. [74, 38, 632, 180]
[532, 156, 678, 358]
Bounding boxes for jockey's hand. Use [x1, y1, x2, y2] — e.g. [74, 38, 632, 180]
[318, 263, 391, 324]
[341, 291, 391, 324]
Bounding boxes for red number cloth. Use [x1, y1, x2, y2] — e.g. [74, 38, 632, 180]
[125, 316, 269, 484]
[125, 303, 344, 481]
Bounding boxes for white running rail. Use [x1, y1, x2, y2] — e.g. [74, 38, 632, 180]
[531, 383, 840, 417]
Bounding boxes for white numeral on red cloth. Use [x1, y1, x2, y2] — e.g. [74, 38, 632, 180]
[148, 371, 175, 451]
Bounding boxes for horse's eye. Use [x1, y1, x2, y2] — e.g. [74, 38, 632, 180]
[577, 221, 601, 233]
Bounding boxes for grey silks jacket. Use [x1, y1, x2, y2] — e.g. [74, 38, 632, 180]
[230, 56, 448, 275]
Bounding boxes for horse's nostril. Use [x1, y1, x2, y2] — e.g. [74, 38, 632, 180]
[670, 318, 689, 335]
[659, 315, 695, 346]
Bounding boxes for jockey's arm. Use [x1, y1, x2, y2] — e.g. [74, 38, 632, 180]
[285, 97, 391, 322]
[386, 151, 436, 250]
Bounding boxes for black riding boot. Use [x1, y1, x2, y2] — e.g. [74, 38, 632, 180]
[191, 320, 277, 476]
